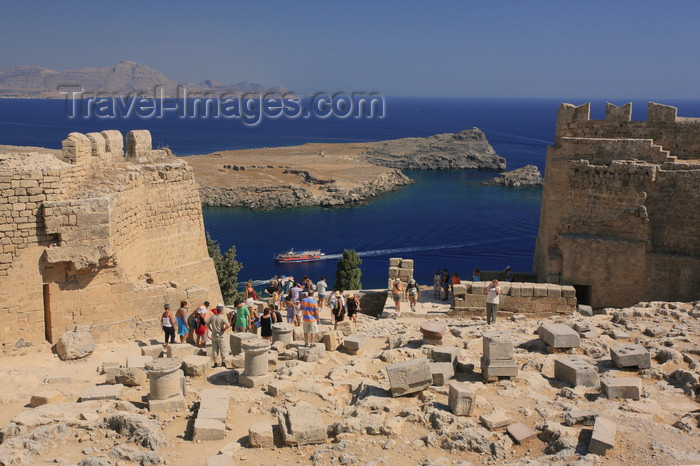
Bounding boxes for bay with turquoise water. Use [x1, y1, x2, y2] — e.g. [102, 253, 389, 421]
[2, 97, 697, 289]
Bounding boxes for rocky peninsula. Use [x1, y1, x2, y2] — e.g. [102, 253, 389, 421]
[188, 128, 505, 209]
[483, 164, 544, 187]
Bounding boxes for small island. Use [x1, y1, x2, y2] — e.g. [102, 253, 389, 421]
[188, 128, 506, 210]
[483, 164, 543, 187]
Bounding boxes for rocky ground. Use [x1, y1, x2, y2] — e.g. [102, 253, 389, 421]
[1, 295, 699, 466]
[483, 165, 543, 188]
[187, 129, 504, 210]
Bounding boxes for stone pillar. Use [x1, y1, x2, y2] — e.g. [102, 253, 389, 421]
[272, 323, 294, 344]
[480, 331, 518, 382]
[145, 358, 185, 412]
[242, 339, 271, 377]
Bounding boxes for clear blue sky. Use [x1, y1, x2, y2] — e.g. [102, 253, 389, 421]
[1, 0, 698, 99]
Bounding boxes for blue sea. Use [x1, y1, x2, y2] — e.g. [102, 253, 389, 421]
[1, 97, 698, 289]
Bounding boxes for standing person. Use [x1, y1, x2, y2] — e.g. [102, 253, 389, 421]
[442, 269, 450, 301]
[451, 272, 461, 297]
[193, 306, 208, 347]
[233, 300, 251, 332]
[259, 307, 276, 341]
[175, 300, 189, 344]
[284, 296, 297, 325]
[245, 281, 256, 308]
[248, 305, 260, 335]
[391, 279, 404, 316]
[331, 291, 346, 330]
[207, 304, 230, 368]
[346, 292, 361, 323]
[486, 279, 501, 325]
[472, 267, 481, 282]
[300, 289, 320, 347]
[316, 277, 328, 309]
[290, 282, 302, 304]
[161, 304, 176, 347]
[503, 266, 514, 282]
[405, 278, 420, 312]
[433, 269, 442, 299]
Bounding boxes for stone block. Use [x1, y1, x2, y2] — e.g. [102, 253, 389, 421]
[452, 283, 468, 297]
[322, 330, 345, 351]
[430, 346, 460, 366]
[420, 321, 447, 340]
[448, 382, 475, 416]
[249, 421, 275, 448]
[336, 320, 356, 336]
[166, 343, 199, 359]
[508, 283, 522, 297]
[126, 355, 153, 369]
[199, 388, 230, 411]
[482, 331, 513, 360]
[554, 357, 600, 388]
[206, 454, 235, 466]
[194, 418, 226, 441]
[480, 410, 512, 430]
[80, 384, 124, 402]
[644, 325, 667, 338]
[277, 401, 327, 446]
[401, 259, 414, 269]
[100, 361, 121, 374]
[429, 362, 454, 386]
[507, 422, 537, 444]
[230, 332, 257, 356]
[105, 367, 147, 386]
[601, 377, 641, 400]
[148, 394, 186, 413]
[140, 345, 164, 358]
[343, 335, 366, 355]
[239, 373, 275, 389]
[578, 304, 593, 316]
[519, 283, 533, 297]
[589, 417, 616, 456]
[546, 284, 561, 298]
[563, 409, 598, 426]
[532, 284, 549, 297]
[198, 407, 227, 423]
[386, 358, 432, 397]
[389, 258, 401, 267]
[561, 285, 576, 298]
[55, 331, 95, 360]
[610, 344, 651, 369]
[388, 266, 400, 279]
[538, 323, 580, 348]
[30, 391, 63, 407]
[610, 329, 631, 340]
[182, 355, 211, 377]
[481, 358, 518, 379]
[268, 381, 293, 397]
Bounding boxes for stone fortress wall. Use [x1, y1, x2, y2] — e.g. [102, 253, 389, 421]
[534, 102, 700, 308]
[0, 130, 222, 351]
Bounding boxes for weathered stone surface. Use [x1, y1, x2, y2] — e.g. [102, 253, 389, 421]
[336, 320, 356, 336]
[563, 409, 598, 426]
[602, 377, 641, 400]
[239, 373, 274, 389]
[29, 391, 63, 407]
[322, 330, 345, 351]
[277, 401, 327, 445]
[166, 343, 199, 359]
[194, 418, 226, 441]
[146, 358, 185, 401]
[610, 344, 651, 369]
[644, 325, 667, 338]
[206, 454, 235, 466]
[610, 328, 631, 340]
[539, 323, 580, 348]
[420, 321, 447, 340]
[507, 422, 537, 443]
[480, 411, 512, 430]
[181, 355, 211, 377]
[140, 344, 164, 358]
[242, 339, 271, 377]
[386, 358, 432, 397]
[554, 357, 600, 388]
[126, 355, 153, 369]
[589, 417, 616, 455]
[55, 331, 95, 360]
[343, 334, 366, 354]
[148, 393, 185, 413]
[448, 382, 475, 416]
[80, 384, 123, 402]
[230, 332, 257, 356]
[481, 358, 518, 379]
[249, 421, 275, 448]
[272, 323, 294, 344]
[104, 367, 147, 386]
[431, 346, 460, 366]
[429, 362, 454, 386]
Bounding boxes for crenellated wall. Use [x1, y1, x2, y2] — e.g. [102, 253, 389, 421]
[534, 102, 700, 308]
[0, 130, 221, 351]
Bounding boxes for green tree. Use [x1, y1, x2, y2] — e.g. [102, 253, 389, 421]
[206, 232, 244, 304]
[335, 249, 362, 290]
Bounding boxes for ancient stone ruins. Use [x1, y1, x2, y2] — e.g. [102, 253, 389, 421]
[534, 102, 700, 308]
[0, 130, 221, 351]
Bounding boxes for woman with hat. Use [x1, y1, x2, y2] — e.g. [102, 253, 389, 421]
[405, 278, 420, 313]
[392, 278, 404, 317]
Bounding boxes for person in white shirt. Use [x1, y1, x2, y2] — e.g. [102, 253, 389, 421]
[486, 279, 501, 325]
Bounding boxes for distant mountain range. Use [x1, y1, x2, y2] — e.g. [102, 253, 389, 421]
[0, 61, 288, 98]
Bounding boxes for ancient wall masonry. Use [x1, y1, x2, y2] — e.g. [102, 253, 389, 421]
[535, 102, 700, 308]
[0, 130, 222, 351]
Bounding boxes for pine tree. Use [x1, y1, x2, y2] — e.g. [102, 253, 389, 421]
[206, 232, 244, 304]
[335, 249, 362, 290]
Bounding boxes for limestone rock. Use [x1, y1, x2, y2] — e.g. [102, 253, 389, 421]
[55, 331, 95, 360]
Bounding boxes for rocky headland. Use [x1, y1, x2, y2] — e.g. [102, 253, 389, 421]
[188, 128, 505, 209]
[484, 164, 543, 187]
